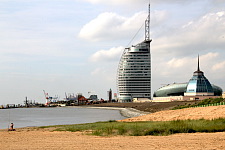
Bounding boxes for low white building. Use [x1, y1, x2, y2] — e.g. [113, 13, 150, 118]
[222, 92, 225, 99]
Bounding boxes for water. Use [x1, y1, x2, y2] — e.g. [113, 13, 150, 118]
[0, 107, 127, 129]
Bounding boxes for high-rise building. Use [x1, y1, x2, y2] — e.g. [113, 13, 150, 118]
[117, 4, 152, 102]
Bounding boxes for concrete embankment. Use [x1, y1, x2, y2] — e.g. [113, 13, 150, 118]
[119, 108, 150, 118]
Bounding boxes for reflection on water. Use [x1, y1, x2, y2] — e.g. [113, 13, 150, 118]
[0, 107, 126, 129]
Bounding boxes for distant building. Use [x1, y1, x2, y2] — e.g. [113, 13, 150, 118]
[222, 92, 225, 99]
[133, 98, 151, 103]
[89, 95, 98, 101]
[108, 89, 112, 102]
[153, 56, 223, 102]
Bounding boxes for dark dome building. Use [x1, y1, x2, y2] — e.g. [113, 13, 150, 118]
[153, 56, 223, 101]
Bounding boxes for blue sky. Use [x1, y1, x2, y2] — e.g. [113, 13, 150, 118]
[0, 0, 225, 104]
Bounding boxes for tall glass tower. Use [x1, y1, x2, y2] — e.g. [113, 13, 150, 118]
[117, 4, 152, 102]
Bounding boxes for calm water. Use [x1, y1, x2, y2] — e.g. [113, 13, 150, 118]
[0, 107, 127, 129]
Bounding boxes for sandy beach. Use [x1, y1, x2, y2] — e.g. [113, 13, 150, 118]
[0, 130, 225, 150]
[0, 105, 225, 150]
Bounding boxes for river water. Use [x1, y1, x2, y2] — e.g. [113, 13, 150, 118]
[0, 107, 127, 129]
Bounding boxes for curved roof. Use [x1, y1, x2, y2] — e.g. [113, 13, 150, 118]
[153, 83, 222, 97]
[212, 84, 223, 96]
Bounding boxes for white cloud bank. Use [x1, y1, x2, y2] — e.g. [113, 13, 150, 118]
[89, 46, 124, 62]
[79, 12, 147, 41]
[79, 10, 167, 42]
[83, 0, 200, 5]
[152, 11, 225, 56]
[83, 0, 146, 5]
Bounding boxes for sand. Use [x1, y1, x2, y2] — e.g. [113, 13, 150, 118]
[0, 130, 225, 150]
[119, 105, 225, 122]
[0, 105, 225, 150]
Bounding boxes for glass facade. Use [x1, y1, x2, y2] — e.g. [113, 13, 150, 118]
[153, 83, 187, 97]
[184, 65, 214, 96]
[117, 41, 151, 102]
[185, 74, 213, 94]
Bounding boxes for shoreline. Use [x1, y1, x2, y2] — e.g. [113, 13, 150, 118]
[74, 106, 150, 118]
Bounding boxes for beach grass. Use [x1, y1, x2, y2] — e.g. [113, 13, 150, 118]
[172, 98, 225, 110]
[39, 118, 225, 136]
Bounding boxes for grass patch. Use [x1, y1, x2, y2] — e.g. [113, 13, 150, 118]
[38, 118, 225, 136]
[172, 98, 225, 110]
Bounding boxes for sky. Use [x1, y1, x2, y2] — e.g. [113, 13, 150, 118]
[0, 0, 225, 105]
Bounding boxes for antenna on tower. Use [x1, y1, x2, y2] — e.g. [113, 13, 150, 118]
[197, 54, 200, 71]
[145, 3, 151, 42]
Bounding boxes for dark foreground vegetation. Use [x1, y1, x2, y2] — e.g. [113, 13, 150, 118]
[40, 118, 225, 136]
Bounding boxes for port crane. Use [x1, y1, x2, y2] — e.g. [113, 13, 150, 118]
[43, 90, 52, 105]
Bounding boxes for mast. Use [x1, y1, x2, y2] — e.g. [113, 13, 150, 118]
[197, 54, 200, 71]
[145, 4, 151, 42]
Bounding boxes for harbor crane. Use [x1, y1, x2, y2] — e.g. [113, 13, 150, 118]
[43, 90, 51, 105]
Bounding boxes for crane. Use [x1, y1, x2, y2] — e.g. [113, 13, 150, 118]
[43, 90, 51, 105]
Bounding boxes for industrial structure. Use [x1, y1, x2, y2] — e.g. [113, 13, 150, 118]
[117, 4, 152, 102]
[108, 88, 112, 102]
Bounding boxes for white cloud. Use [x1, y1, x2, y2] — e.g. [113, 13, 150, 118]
[167, 57, 191, 68]
[200, 52, 219, 61]
[83, 0, 200, 5]
[79, 10, 167, 42]
[91, 67, 103, 76]
[83, 0, 145, 5]
[89, 46, 124, 62]
[212, 61, 225, 71]
[154, 52, 220, 79]
[152, 11, 225, 56]
[79, 12, 146, 41]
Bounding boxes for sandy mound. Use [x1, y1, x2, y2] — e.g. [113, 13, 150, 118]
[119, 105, 225, 122]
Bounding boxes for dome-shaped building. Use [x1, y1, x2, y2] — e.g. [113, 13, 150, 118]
[153, 56, 223, 101]
[153, 83, 222, 97]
